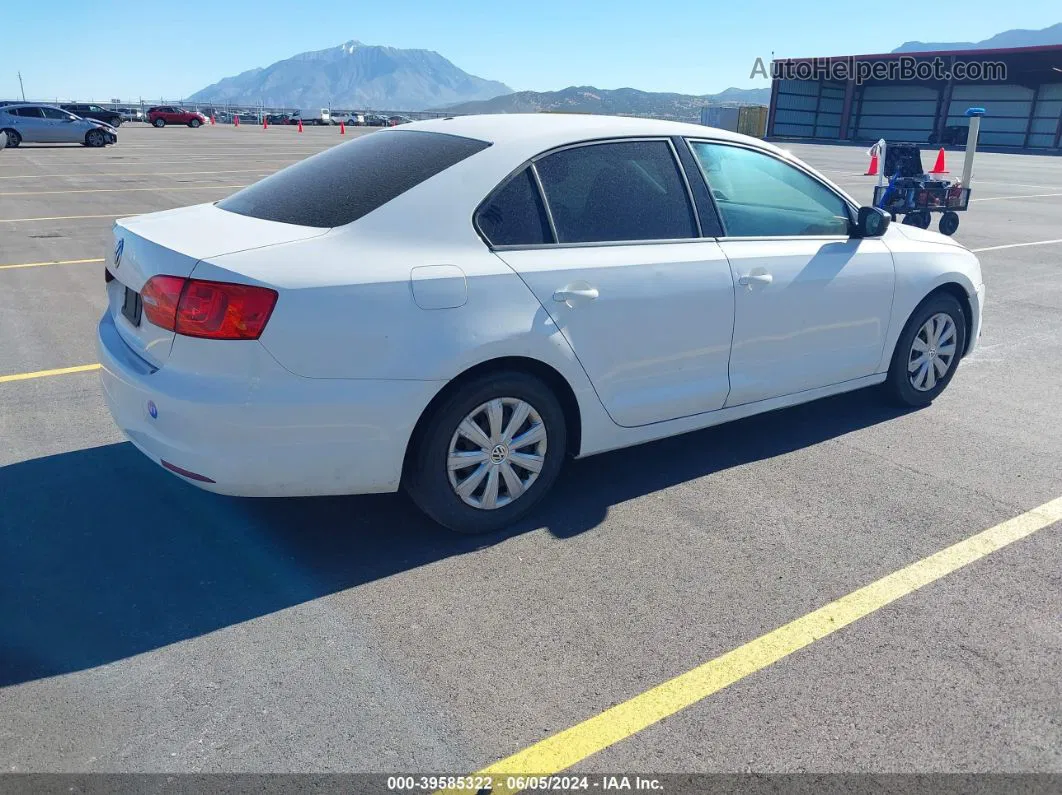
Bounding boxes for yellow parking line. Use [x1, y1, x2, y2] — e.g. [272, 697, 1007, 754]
[0, 363, 101, 383]
[0, 257, 104, 271]
[0, 185, 247, 196]
[440, 496, 1062, 793]
[0, 168, 288, 180]
[0, 214, 124, 223]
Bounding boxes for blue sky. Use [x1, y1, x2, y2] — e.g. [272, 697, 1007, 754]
[6, 1, 1060, 102]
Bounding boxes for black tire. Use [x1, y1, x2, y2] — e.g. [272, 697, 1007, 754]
[939, 211, 960, 236]
[885, 292, 967, 407]
[84, 129, 106, 148]
[188, 118, 201, 128]
[2, 129, 20, 147]
[403, 371, 568, 534]
[153, 118, 165, 128]
[111, 117, 122, 127]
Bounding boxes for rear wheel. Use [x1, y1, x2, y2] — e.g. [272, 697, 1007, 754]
[939, 211, 960, 236]
[153, 118, 165, 128]
[885, 292, 967, 407]
[1, 129, 18, 147]
[84, 129, 106, 148]
[404, 371, 567, 534]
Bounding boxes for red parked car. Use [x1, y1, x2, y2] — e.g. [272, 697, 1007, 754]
[147, 106, 208, 128]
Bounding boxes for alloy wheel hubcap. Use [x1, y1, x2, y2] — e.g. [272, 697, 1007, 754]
[909, 312, 957, 392]
[447, 398, 547, 510]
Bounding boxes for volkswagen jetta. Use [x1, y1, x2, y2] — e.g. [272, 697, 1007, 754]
[97, 114, 985, 533]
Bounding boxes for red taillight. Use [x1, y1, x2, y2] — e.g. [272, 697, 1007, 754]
[140, 276, 278, 340]
[141, 275, 184, 330]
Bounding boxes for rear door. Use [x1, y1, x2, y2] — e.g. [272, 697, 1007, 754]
[13, 107, 51, 142]
[487, 138, 736, 428]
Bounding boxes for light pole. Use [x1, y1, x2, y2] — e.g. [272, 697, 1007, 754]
[17, 71, 26, 101]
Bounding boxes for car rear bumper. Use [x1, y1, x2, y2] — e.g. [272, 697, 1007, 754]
[96, 311, 444, 497]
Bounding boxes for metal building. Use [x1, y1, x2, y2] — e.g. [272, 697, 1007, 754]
[767, 44, 1062, 149]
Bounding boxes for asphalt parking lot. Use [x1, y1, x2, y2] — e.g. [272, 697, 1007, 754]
[1, 124, 1061, 783]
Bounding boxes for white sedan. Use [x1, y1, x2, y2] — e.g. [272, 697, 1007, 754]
[97, 114, 985, 533]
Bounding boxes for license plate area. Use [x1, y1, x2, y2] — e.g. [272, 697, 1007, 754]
[121, 285, 142, 327]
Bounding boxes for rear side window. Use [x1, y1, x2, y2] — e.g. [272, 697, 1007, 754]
[534, 140, 697, 244]
[476, 168, 552, 246]
[15, 107, 44, 118]
[218, 130, 491, 228]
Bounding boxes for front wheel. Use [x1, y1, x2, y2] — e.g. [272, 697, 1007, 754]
[153, 118, 165, 128]
[188, 118, 201, 128]
[85, 129, 106, 147]
[885, 292, 967, 407]
[404, 371, 567, 534]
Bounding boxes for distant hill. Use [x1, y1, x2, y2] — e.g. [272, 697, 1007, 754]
[188, 40, 513, 111]
[893, 22, 1062, 53]
[436, 86, 770, 122]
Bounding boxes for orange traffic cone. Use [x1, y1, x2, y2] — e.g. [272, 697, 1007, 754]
[234, 115, 240, 127]
[929, 147, 948, 174]
[864, 151, 879, 176]
[339, 121, 346, 135]
[210, 115, 216, 125]
[297, 119, 303, 132]
[263, 117, 268, 129]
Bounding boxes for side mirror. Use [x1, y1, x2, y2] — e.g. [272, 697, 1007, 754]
[853, 206, 890, 238]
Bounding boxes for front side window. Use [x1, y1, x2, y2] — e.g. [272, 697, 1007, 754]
[218, 129, 491, 228]
[476, 168, 552, 247]
[687, 141, 851, 237]
[41, 107, 70, 120]
[534, 140, 697, 244]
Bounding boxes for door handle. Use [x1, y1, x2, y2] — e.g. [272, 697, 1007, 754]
[553, 283, 599, 307]
[738, 272, 773, 287]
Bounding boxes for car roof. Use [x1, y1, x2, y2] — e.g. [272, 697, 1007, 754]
[405, 112, 784, 155]
[2, 103, 66, 110]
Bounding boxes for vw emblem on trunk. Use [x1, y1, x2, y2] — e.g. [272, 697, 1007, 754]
[114, 238, 124, 268]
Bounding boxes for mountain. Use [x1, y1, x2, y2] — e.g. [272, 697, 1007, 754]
[436, 86, 771, 122]
[188, 40, 512, 111]
[892, 22, 1062, 53]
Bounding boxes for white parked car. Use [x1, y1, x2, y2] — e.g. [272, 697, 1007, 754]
[97, 114, 985, 533]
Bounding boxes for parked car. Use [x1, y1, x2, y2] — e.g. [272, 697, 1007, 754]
[265, 113, 292, 125]
[928, 125, 969, 146]
[387, 115, 414, 125]
[97, 114, 984, 534]
[60, 103, 123, 127]
[291, 108, 332, 126]
[146, 106, 208, 128]
[117, 107, 144, 123]
[363, 113, 390, 126]
[0, 103, 117, 147]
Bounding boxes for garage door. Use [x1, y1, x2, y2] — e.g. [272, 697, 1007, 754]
[853, 85, 939, 143]
[947, 84, 1034, 147]
[1027, 83, 1062, 149]
[772, 79, 846, 139]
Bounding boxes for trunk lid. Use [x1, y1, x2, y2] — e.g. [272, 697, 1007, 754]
[106, 202, 326, 367]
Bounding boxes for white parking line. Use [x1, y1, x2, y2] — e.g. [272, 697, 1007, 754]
[971, 192, 1062, 202]
[971, 239, 1062, 253]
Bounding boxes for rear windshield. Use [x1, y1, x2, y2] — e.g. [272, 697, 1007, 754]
[216, 129, 491, 228]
